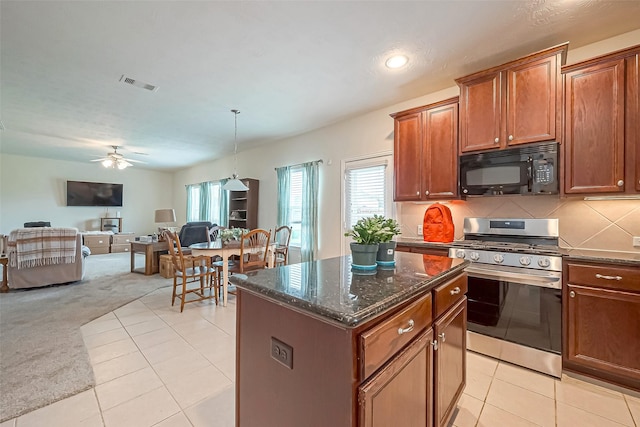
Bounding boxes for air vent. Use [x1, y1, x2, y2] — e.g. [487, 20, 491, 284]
[119, 75, 159, 92]
[0, 120, 4, 131]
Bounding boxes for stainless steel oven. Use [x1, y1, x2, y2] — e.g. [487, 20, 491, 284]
[449, 218, 562, 377]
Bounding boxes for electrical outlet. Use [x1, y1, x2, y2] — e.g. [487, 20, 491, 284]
[633, 236, 640, 248]
[271, 337, 293, 369]
[417, 225, 423, 235]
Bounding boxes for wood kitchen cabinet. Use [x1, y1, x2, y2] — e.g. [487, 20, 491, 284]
[562, 45, 640, 194]
[391, 97, 458, 201]
[563, 259, 640, 391]
[456, 43, 567, 153]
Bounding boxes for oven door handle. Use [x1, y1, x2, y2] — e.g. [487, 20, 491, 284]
[464, 265, 562, 289]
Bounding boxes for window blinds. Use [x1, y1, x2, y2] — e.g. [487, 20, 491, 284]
[345, 163, 387, 228]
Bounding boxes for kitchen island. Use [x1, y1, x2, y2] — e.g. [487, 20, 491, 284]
[230, 251, 469, 427]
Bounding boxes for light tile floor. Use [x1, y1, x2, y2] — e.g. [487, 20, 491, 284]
[3, 286, 639, 427]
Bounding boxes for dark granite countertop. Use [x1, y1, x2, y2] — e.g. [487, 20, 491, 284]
[560, 248, 640, 266]
[230, 252, 468, 328]
[395, 237, 454, 250]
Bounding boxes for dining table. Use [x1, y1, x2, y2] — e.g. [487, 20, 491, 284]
[189, 240, 276, 307]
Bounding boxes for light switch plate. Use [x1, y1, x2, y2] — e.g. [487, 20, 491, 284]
[417, 225, 423, 235]
[633, 236, 640, 247]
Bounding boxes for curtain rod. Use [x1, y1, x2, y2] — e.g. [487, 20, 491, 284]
[274, 159, 323, 171]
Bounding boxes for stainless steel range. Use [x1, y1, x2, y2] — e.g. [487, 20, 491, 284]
[448, 218, 562, 377]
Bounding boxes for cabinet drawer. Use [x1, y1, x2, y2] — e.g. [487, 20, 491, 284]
[83, 235, 110, 247]
[89, 246, 110, 255]
[110, 244, 131, 253]
[111, 234, 136, 245]
[360, 293, 432, 379]
[567, 263, 640, 292]
[433, 274, 468, 319]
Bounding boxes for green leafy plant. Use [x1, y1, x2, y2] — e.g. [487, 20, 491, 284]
[344, 215, 401, 245]
[220, 228, 248, 241]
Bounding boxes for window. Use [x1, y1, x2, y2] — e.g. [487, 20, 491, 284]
[186, 181, 221, 224]
[288, 168, 303, 247]
[342, 154, 393, 254]
[186, 185, 200, 222]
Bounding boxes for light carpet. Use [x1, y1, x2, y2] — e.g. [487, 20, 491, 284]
[0, 252, 171, 422]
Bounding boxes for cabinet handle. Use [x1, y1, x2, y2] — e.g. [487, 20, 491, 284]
[438, 332, 446, 343]
[617, 180, 624, 187]
[508, 135, 514, 141]
[450, 287, 461, 295]
[397, 319, 415, 335]
[494, 137, 499, 143]
[416, 191, 420, 196]
[570, 290, 575, 298]
[431, 340, 439, 351]
[595, 273, 622, 281]
[425, 190, 430, 196]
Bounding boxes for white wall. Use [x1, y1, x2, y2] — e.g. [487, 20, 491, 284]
[0, 153, 174, 235]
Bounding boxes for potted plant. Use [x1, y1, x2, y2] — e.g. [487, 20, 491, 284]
[344, 216, 381, 269]
[220, 228, 248, 246]
[374, 216, 401, 264]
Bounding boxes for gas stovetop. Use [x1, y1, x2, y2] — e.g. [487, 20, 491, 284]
[450, 240, 561, 256]
[448, 218, 562, 272]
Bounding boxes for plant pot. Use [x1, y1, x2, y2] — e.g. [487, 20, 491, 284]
[376, 241, 397, 263]
[350, 243, 379, 268]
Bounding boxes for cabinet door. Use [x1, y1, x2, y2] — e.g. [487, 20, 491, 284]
[507, 56, 557, 146]
[424, 102, 458, 199]
[565, 284, 640, 383]
[394, 111, 424, 201]
[459, 72, 502, 153]
[628, 54, 640, 192]
[564, 58, 625, 193]
[359, 329, 434, 427]
[434, 297, 466, 427]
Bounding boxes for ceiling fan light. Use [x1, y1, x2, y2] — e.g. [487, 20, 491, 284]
[116, 160, 129, 170]
[102, 159, 113, 168]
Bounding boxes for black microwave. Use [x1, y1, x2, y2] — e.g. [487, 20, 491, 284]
[459, 142, 558, 196]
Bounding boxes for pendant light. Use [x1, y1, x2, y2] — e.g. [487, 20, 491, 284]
[222, 109, 249, 191]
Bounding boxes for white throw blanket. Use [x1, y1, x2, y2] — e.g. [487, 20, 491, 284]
[7, 227, 78, 269]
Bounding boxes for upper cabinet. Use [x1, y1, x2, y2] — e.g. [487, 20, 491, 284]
[456, 43, 567, 154]
[391, 97, 459, 202]
[562, 46, 640, 195]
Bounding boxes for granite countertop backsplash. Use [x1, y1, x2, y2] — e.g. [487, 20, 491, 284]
[230, 252, 467, 328]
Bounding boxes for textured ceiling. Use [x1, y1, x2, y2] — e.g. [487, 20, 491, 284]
[1, 1, 639, 171]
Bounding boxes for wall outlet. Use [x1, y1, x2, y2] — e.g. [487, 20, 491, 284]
[417, 225, 423, 235]
[633, 236, 640, 248]
[271, 337, 293, 369]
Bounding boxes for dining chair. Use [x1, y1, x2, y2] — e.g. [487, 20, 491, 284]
[164, 230, 218, 312]
[206, 225, 225, 244]
[274, 225, 292, 266]
[213, 228, 271, 295]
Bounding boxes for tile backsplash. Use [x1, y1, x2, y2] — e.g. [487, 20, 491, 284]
[398, 196, 640, 252]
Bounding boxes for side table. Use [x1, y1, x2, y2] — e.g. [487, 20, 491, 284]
[1, 256, 8, 292]
[130, 241, 168, 275]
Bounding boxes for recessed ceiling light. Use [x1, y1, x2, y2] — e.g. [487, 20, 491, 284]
[385, 55, 409, 69]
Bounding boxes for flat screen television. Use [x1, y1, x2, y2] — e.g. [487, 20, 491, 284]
[66, 181, 123, 207]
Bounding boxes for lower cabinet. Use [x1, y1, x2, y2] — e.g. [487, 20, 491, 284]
[358, 288, 467, 427]
[564, 260, 640, 391]
[434, 298, 467, 427]
[359, 330, 434, 427]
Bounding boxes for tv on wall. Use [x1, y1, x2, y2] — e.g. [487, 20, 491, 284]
[66, 181, 123, 207]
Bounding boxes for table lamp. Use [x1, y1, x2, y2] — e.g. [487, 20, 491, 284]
[155, 209, 176, 238]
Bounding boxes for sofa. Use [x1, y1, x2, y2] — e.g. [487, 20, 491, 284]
[6, 228, 89, 290]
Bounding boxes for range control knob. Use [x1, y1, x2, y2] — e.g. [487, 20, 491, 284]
[470, 252, 480, 261]
[455, 250, 466, 259]
[493, 254, 504, 264]
[538, 258, 551, 268]
[519, 256, 531, 266]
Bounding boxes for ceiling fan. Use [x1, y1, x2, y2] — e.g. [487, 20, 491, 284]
[90, 145, 145, 169]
